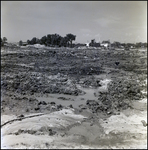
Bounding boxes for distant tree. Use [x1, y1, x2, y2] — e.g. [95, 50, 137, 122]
[53, 34, 59, 46]
[46, 34, 52, 46]
[102, 40, 110, 44]
[1, 37, 7, 46]
[91, 39, 95, 44]
[49, 33, 60, 46]
[50, 34, 56, 46]
[144, 42, 147, 48]
[121, 43, 126, 47]
[30, 37, 37, 45]
[56, 35, 62, 46]
[63, 36, 69, 47]
[26, 33, 77, 48]
[113, 41, 121, 48]
[1, 37, 4, 46]
[36, 38, 40, 44]
[94, 42, 101, 47]
[135, 42, 147, 48]
[90, 39, 95, 47]
[59, 36, 67, 47]
[58, 36, 63, 47]
[3, 37, 7, 43]
[27, 40, 31, 45]
[59, 37, 64, 47]
[135, 42, 141, 48]
[66, 33, 76, 47]
[126, 43, 134, 48]
[19, 40, 23, 46]
[40, 36, 47, 45]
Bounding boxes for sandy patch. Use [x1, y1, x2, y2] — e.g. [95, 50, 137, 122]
[99, 97, 147, 149]
[1, 109, 87, 149]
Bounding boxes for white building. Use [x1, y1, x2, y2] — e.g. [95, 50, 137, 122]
[100, 40, 110, 48]
[85, 42, 89, 47]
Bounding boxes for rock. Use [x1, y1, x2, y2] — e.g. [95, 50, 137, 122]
[79, 109, 82, 113]
[26, 108, 29, 112]
[72, 91, 78, 96]
[60, 78, 68, 82]
[38, 101, 42, 105]
[123, 88, 127, 91]
[46, 105, 51, 111]
[68, 104, 73, 108]
[81, 106, 87, 109]
[92, 110, 96, 113]
[104, 107, 108, 111]
[38, 101, 47, 105]
[30, 92, 34, 95]
[107, 111, 112, 115]
[17, 114, 24, 118]
[34, 107, 40, 111]
[50, 102, 56, 105]
[22, 97, 28, 100]
[51, 105, 56, 110]
[79, 104, 87, 109]
[44, 88, 51, 93]
[15, 129, 24, 135]
[86, 100, 99, 106]
[29, 98, 37, 102]
[49, 129, 56, 136]
[22, 92, 26, 95]
[136, 89, 141, 93]
[134, 96, 140, 100]
[141, 120, 147, 127]
[63, 89, 73, 95]
[90, 122, 93, 126]
[57, 104, 63, 110]
[60, 133, 66, 137]
[57, 97, 67, 100]
[136, 93, 141, 97]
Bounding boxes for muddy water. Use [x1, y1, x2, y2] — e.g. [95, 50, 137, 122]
[36, 78, 112, 109]
[36, 89, 97, 108]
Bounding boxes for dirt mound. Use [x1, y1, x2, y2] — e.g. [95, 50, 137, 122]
[1, 72, 84, 96]
[85, 77, 146, 114]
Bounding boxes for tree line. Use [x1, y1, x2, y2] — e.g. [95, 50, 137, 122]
[19, 33, 76, 48]
[1, 37, 7, 46]
[1, 35, 147, 49]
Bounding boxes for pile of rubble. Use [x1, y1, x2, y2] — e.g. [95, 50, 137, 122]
[1, 72, 84, 96]
[1, 95, 65, 115]
[86, 77, 145, 114]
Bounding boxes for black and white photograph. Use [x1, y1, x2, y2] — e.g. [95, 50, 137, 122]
[1, 1, 147, 149]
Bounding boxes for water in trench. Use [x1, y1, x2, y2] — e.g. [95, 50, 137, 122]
[35, 78, 112, 109]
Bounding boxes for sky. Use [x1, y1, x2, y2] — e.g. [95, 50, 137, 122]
[1, 1, 147, 43]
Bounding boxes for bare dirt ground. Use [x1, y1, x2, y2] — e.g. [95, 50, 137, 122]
[1, 46, 147, 149]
